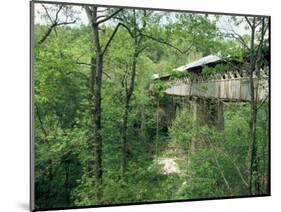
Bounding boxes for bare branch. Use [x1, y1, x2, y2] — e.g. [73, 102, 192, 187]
[229, 32, 250, 51]
[38, 4, 76, 45]
[41, 4, 54, 24]
[102, 22, 135, 56]
[257, 95, 269, 110]
[102, 23, 122, 56]
[76, 61, 111, 79]
[136, 46, 148, 55]
[96, 15, 107, 20]
[182, 41, 194, 54]
[56, 20, 77, 26]
[103, 71, 112, 79]
[38, 23, 56, 45]
[245, 16, 253, 29]
[119, 23, 134, 37]
[96, 9, 123, 25]
[55, 5, 63, 22]
[140, 10, 147, 33]
[76, 61, 92, 66]
[139, 33, 189, 54]
[111, 16, 126, 23]
[219, 18, 251, 51]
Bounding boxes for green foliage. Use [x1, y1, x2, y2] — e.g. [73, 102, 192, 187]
[167, 102, 268, 199]
[202, 63, 233, 76]
[150, 80, 168, 98]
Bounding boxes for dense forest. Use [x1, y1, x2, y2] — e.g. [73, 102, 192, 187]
[33, 3, 270, 210]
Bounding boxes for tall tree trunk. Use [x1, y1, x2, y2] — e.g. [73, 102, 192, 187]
[92, 29, 103, 204]
[85, 5, 122, 202]
[86, 7, 103, 204]
[120, 47, 138, 174]
[120, 10, 140, 174]
[248, 17, 259, 195]
[248, 16, 268, 195]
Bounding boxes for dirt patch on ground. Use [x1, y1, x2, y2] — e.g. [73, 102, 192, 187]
[157, 158, 181, 175]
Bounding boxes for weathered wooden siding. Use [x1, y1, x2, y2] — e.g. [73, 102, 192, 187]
[165, 71, 268, 101]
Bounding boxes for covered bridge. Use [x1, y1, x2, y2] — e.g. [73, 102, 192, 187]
[153, 54, 269, 130]
[155, 54, 268, 102]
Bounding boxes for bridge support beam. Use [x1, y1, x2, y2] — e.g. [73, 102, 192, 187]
[192, 98, 224, 130]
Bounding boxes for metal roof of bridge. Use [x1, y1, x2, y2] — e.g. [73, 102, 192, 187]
[176, 54, 222, 72]
[152, 54, 223, 80]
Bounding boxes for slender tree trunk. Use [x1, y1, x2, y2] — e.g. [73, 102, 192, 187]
[120, 10, 141, 174]
[92, 30, 103, 204]
[35, 103, 48, 141]
[120, 101, 129, 174]
[264, 109, 269, 193]
[85, 5, 122, 202]
[155, 97, 160, 161]
[120, 47, 138, 174]
[255, 18, 268, 194]
[46, 159, 53, 207]
[86, 7, 103, 204]
[64, 161, 70, 205]
[248, 17, 259, 195]
[248, 17, 268, 195]
[139, 109, 147, 141]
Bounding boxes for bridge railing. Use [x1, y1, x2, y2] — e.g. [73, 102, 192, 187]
[165, 69, 269, 101]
